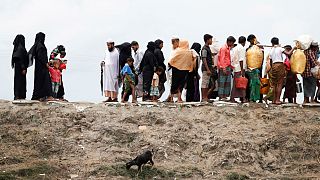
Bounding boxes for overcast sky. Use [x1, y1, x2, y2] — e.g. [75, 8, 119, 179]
[1, 0, 319, 102]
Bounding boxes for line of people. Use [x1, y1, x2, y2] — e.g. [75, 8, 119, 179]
[12, 32, 68, 101]
[102, 34, 320, 104]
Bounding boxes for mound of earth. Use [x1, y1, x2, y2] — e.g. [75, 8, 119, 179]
[0, 100, 319, 179]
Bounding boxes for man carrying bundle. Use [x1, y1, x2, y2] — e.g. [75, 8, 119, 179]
[303, 41, 319, 103]
[246, 34, 264, 102]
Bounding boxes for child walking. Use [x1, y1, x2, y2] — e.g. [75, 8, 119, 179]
[121, 57, 136, 103]
[48, 60, 62, 98]
[150, 67, 164, 102]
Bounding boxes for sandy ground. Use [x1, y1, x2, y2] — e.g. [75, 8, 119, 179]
[0, 100, 319, 179]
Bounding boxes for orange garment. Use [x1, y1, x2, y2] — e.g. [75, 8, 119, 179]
[218, 44, 232, 69]
[168, 40, 194, 71]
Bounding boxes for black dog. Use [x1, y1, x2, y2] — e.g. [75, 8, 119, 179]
[126, 150, 154, 174]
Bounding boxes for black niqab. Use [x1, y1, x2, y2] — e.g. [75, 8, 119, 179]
[12, 34, 28, 99]
[116, 42, 132, 69]
[191, 43, 201, 55]
[28, 32, 52, 100]
[12, 34, 28, 69]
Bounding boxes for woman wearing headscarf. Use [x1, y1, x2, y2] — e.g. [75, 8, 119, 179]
[12, 34, 28, 100]
[28, 32, 53, 101]
[169, 40, 195, 102]
[140, 41, 157, 100]
[186, 42, 201, 102]
[154, 39, 167, 97]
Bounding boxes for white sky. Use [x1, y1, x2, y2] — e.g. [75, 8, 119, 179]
[1, 0, 319, 102]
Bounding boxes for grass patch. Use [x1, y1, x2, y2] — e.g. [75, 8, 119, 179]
[0, 163, 57, 180]
[91, 164, 204, 179]
[226, 172, 249, 180]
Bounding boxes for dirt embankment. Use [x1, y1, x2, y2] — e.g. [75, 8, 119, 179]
[0, 100, 319, 179]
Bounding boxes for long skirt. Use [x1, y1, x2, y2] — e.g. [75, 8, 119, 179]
[135, 73, 144, 97]
[171, 67, 188, 94]
[186, 71, 200, 102]
[231, 72, 246, 98]
[303, 76, 317, 97]
[218, 66, 232, 98]
[143, 70, 153, 95]
[14, 65, 27, 99]
[284, 71, 297, 98]
[271, 63, 286, 86]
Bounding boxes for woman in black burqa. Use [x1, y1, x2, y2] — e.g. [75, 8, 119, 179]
[140, 41, 157, 100]
[154, 39, 167, 97]
[186, 42, 201, 102]
[12, 34, 28, 100]
[28, 32, 53, 101]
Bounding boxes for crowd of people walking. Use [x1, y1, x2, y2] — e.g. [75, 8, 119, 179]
[11, 32, 320, 104]
[101, 34, 320, 104]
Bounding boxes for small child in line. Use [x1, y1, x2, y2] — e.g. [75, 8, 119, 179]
[48, 60, 62, 98]
[121, 57, 136, 103]
[150, 67, 164, 102]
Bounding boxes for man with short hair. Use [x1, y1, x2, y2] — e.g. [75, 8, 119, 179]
[230, 36, 247, 103]
[131, 41, 144, 98]
[303, 41, 319, 103]
[101, 40, 120, 102]
[246, 34, 264, 102]
[201, 34, 214, 102]
[218, 36, 236, 100]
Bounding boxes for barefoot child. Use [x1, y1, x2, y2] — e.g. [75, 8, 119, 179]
[150, 67, 164, 102]
[48, 60, 62, 98]
[121, 58, 136, 103]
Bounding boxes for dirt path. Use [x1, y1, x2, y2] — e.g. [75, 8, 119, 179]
[0, 100, 319, 179]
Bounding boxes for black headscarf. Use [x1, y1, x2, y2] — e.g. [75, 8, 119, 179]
[147, 41, 156, 52]
[28, 32, 46, 67]
[12, 34, 27, 68]
[155, 39, 163, 49]
[116, 42, 132, 69]
[191, 42, 201, 55]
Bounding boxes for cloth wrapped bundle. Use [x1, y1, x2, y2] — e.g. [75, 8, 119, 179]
[311, 65, 320, 79]
[260, 78, 270, 95]
[290, 49, 306, 74]
[246, 45, 263, 69]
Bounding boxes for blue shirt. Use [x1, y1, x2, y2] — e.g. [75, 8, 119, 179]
[121, 63, 135, 80]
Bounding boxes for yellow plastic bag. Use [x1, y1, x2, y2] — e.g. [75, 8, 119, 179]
[290, 49, 306, 74]
[246, 45, 263, 69]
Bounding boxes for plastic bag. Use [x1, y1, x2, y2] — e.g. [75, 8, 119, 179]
[235, 76, 248, 89]
[290, 49, 306, 74]
[311, 65, 320, 79]
[246, 45, 263, 69]
[295, 35, 313, 50]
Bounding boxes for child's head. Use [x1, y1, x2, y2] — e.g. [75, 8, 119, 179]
[156, 66, 164, 75]
[126, 57, 134, 66]
[53, 60, 60, 69]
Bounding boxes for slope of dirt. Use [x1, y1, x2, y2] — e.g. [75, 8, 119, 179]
[0, 100, 319, 179]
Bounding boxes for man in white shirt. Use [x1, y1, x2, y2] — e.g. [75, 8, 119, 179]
[268, 37, 295, 105]
[230, 36, 247, 103]
[131, 41, 144, 98]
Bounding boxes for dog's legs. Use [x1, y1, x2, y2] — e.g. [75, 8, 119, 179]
[136, 165, 141, 177]
[150, 159, 154, 166]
